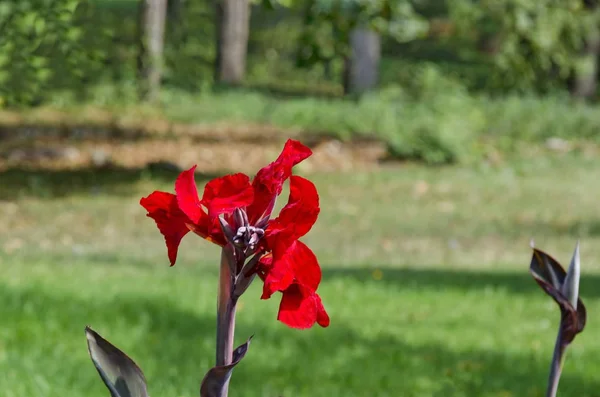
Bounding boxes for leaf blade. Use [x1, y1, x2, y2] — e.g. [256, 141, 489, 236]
[200, 336, 253, 397]
[85, 326, 149, 397]
[562, 241, 580, 310]
[528, 248, 586, 344]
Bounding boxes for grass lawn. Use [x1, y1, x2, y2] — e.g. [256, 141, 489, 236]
[1, 153, 599, 396]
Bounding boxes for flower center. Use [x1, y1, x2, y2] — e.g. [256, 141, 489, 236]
[233, 225, 265, 251]
[222, 207, 268, 252]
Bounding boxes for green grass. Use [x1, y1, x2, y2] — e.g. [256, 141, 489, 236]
[1, 155, 600, 396]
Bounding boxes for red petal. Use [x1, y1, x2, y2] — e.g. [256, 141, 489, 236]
[256, 253, 273, 282]
[175, 165, 206, 223]
[266, 175, 319, 245]
[315, 293, 330, 327]
[261, 240, 321, 299]
[187, 218, 227, 247]
[261, 243, 294, 299]
[140, 191, 190, 266]
[173, 166, 227, 245]
[247, 139, 312, 223]
[289, 240, 321, 291]
[201, 173, 253, 218]
[277, 284, 328, 329]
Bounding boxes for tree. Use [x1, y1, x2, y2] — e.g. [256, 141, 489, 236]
[448, 0, 592, 93]
[214, 0, 251, 85]
[294, 0, 428, 95]
[0, 0, 86, 106]
[138, 0, 168, 102]
[344, 27, 381, 94]
[571, 0, 600, 99]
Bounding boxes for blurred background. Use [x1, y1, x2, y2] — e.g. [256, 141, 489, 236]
[1, 0, 600, 396]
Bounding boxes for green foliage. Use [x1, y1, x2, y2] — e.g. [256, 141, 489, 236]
[162, 0, 215, 90]
[4, 0, 600, 163]
[294, 0, 429, 68]
[40, 68, 600, 166]
[378, 66, 485, 164]
[448, 0, 598, 92]
[0, 0, 217, 106]
[3, 0, 596, 106]
[482, 94, 600, 150]
[0, 0, 89, 106]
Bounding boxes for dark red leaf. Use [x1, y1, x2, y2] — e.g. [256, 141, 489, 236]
[85, 326, 149, 397]
[200, 337, 253, 397]
[529, 248, 586, 343]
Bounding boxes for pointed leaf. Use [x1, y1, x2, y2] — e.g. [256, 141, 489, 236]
[218, 216, 236, 246]
[530, 248, 568, 305]
[85, 326, 149, 397]
[562, 241, 580, 310]
[234, 253, 262, 298]
[561, 301, 587, 345]
[529, 248, 586, 344]
[200, 336, 253, 397]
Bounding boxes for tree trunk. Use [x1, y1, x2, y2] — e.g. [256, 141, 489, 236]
[137, 0, 168, 102]
[572, 1, 600, 100]
[214, 0, 251, 85]
[572, 31, 600, 100]
[343, 27, 381, 95]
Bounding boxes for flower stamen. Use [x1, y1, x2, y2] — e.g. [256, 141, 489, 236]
[233, 225, 265, 251]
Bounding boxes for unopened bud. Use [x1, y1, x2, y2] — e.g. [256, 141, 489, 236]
[218, 216, 236, 245]
[234, 208, 249, 229]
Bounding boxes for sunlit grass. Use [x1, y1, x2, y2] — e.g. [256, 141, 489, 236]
[1, 155, 600, 396]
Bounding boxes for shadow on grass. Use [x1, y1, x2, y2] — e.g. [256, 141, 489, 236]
[10, 247, 600, 300]
[1, 282, 597, 396]
[323, 266, 600, 299]
[519, 219, 600, 238]
[0, 165, 222, 200]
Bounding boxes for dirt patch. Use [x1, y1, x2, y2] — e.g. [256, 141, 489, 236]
[0, 107, 305, 143]
[0, 135, 388, 173]
[0, 106, 389, 172]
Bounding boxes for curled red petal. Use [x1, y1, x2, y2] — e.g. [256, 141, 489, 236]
[266, 175, 320, 246]
[187, 218, 227, 247]
[289, 240, 321, 291]
[201, 173, 254, 218]
[175, 165, 206, 223]
[277, 284, 329, 329]
[261, 246, 294, 300]
[247, 139, 312, 223]
[140, 191, 190, 266]
[256, 253, 273, 282]
[173, 166, 227, 245]
[261, 240, 321, 300]
[315, 293, 330, 328]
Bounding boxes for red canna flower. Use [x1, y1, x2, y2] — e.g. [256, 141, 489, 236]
[140, 139, 329, 329]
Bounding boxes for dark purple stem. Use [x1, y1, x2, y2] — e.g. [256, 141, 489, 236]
[546, 327, 566, 397]
[216, 248, 238, 396]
